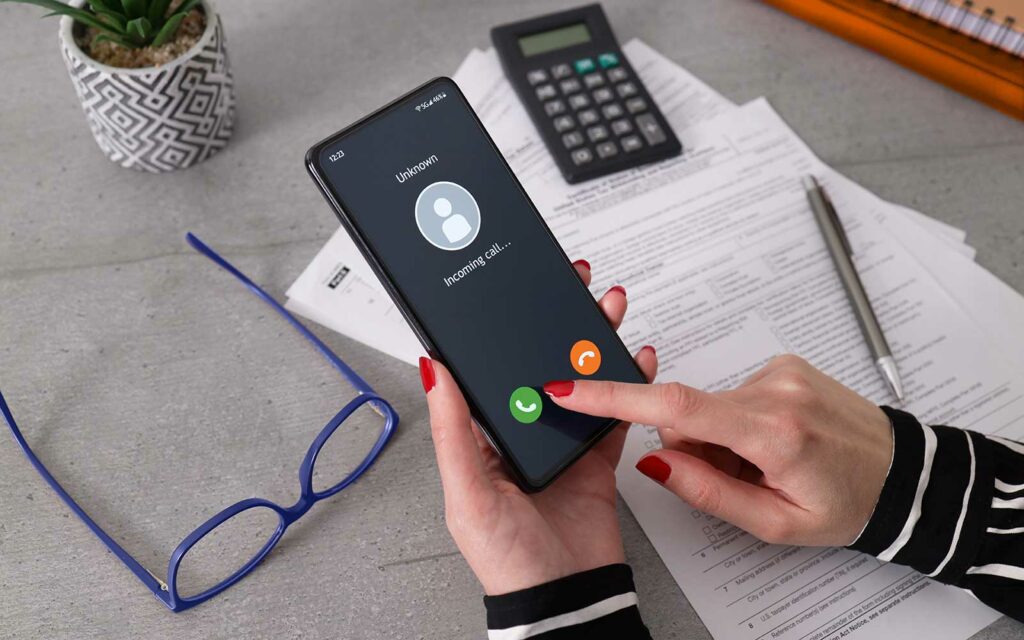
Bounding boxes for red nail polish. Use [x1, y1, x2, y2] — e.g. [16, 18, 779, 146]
[609, 285, 626, 297]
[543, 380, 575, 397]
[418, 357, 435, 393]
[636, 456, 671, 483]
[642, 345, 657, 356]
[572, 259, 591, 271]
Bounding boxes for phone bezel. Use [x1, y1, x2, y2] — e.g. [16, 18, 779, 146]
[305, 76, 644, 491]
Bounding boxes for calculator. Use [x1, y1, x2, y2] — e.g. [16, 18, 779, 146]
[491, 4, 681, 184]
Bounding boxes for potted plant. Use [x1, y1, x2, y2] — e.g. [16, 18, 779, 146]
[4, 0, 235, 173]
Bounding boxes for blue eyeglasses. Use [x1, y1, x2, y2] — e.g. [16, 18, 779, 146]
[0, 233, 398, 612]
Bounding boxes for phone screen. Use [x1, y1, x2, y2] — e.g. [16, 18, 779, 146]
[309, 78, 645, 488]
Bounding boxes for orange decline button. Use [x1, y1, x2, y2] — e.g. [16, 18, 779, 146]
[571, 340, 602, 376]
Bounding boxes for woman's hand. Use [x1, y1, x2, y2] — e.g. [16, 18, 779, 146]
[544, 354, 893, 547]
[421, 261, 658, 595]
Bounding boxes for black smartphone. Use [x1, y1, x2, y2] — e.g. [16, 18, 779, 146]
[305, 77, 646, 491]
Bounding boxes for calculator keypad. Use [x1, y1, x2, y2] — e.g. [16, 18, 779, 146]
[536, 84, 557, 101]
[559, 78, 582, 94]
[568, 94, 590, 110]
[562, 131, 585, 149]
[526, 52, 669, 174]
[553, 115, 575, 132]
[550, 63, 573, 79]
[578, 109, 600, 126]
[544, 100, 566, 116]
[527, 70, 548, 85]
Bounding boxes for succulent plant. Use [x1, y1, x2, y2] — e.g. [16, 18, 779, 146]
[2, 0, 201, 49]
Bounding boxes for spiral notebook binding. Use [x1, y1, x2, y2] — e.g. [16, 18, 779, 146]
[884, 0, 1024, 56]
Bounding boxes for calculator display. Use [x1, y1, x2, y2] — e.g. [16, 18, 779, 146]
[307, 77, 646, 491]
[518, 23, 592, 57]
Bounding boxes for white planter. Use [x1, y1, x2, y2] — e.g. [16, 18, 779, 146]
[58, 0, 235, 173]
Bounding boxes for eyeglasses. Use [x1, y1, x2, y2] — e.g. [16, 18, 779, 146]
[0, 233, 399, 612]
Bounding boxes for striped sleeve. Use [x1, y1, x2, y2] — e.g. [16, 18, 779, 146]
[483, 564, 651, 639]
[849, 406, 1024, 622]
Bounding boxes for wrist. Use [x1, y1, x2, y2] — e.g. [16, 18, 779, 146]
[476, 547, 626, 596]
[484, 564, 649, 638]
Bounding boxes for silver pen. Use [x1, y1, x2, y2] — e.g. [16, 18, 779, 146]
[802, 175, 905, 401]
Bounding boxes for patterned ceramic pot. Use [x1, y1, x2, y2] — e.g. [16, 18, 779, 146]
[58, 0, 235, 173]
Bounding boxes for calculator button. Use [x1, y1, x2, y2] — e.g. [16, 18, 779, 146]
[610, 118, 633, 136]
[562, 131, 585, 149]
[592, 87, 614, 103]
[606, 67, 628, 83]
[583, 72, 605, 88]
[577, 109, 600, 126]
[596, 141, 619, 158]
[635, 114, 667, 145]
[527, 69, 549, 85]
[574, 58, 596, 74]
[544, 100, 566, 116]
[621, 135, 643, 152]
[535, 84, 557, 101]
[559, 78, 582, 94]
[616, 82, 639, 98]
[568, 93, 590, 110]
[552, 115, 575, 132]
[602, 103, 625, 119]
[625, 97, 648, 114]
[586, 125, 609, 142]
[551, 63, 573, 79]
[571, 147, 594, 165]
[598, 52, 620, 69]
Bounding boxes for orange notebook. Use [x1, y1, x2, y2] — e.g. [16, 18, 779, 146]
[761, 0, 1024, 120]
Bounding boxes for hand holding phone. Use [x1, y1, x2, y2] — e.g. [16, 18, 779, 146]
[422, 260, 659, 595]
[306, 77, 648, 490]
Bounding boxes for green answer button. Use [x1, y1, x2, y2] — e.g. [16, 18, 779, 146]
[598, 52, 619, 68]
[509, 386, 543, 424]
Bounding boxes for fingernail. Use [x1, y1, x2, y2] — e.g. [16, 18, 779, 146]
[572, 259, 591, 271]
[543, 380, 575, 397]
[609, 285, 626, 297]
[418, 357, 435, 393]
[642, 344, 656, 356]
[636, 455, 671, 484]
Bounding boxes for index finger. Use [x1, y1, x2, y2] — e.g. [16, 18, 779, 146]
[544, 379, 755, 451]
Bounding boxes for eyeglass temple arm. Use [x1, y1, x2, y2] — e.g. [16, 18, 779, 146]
[0, 391, 171, 600]
[185, 233, 376, 396]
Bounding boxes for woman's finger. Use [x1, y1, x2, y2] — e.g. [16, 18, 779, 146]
[597, 285, 627, 330]
[422, 358, 494, 500]
[635, 449, 791, 542]
[592, 345, 659, 466]
[573, 259, 592, 287]
[634, 345, 657, 383]
[544, 378, 758, 453]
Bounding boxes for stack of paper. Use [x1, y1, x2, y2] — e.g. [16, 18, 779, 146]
[287, 40, 1024, 640]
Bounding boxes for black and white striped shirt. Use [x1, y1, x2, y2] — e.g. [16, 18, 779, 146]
[483, 407, 1024, 638]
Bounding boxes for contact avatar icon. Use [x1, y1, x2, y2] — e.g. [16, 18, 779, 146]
[415, 181, 481, 250]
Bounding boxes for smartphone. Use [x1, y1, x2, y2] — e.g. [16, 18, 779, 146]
[305, 77, 646, 491]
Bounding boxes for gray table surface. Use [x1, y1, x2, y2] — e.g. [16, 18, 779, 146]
[1, 1, 1022, 638]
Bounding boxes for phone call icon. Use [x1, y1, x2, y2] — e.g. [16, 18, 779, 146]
[509, 387, 543, 424]
[571, 340, 602, 376]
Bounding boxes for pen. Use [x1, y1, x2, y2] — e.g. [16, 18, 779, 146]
[802, 175, 905, 401]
